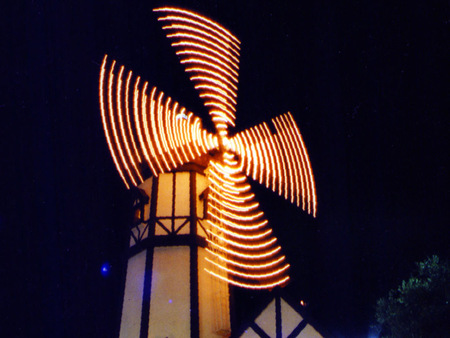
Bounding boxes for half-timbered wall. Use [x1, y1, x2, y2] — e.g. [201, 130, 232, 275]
[120, 168, 230, 338]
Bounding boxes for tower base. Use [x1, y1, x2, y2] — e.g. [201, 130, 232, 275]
[119, 169, 230, 337]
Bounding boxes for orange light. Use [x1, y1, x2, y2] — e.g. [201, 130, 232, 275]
[206, 238, 282, 259]
[206, 248, 286, 270]
[182, 58, 238, 82]
[207, 230, 277, 250]
[100, 56, 130, 188]
[260, 123, 277, 191]
[116, 66, 139, 186]
[155, 10, 241, 50]
[154, 8, 241, 46]
[191, 75, 237, 97]
[133, 77, 156, 176]
[124, 70, 144, 181]
[207, 202, 263, 222]
[205, 257, 289, 279]
[207, 210, 268, 231]
[286, 112, 317, 217]
[163, 24, 236, 52]
[206, 219, 272, 240]
[168, 32, 239, 62]
[205, 269, 290, 290]
[144, 86, 164, 173]
[186, 66, 237, 90]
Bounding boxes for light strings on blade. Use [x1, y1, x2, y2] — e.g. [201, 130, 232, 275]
[232, 113, 317, 217]
[99, 55, 215, 187]
[205, 155, 291, 289]
[154, 7, 240, 135]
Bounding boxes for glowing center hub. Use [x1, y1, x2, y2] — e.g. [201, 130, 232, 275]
[220, 136, 231, 151]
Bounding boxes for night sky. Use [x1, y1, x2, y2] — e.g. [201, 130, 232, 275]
[2, 1, 448, 337]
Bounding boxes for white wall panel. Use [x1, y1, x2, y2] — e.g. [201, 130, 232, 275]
[240, 327, 259, 337]
[198, 248, 230, 337]
[298, 324, 323, 337]
[156, 173, 173, 217]
[175, 171, 190, 216]
[281, 298, 303, 336]
[119, 250, 147, 338]
[148, 246, 191, 337]
[254, 299, 276, 337]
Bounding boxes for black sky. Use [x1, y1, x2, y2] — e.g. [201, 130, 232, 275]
[2, 1, 448, 337]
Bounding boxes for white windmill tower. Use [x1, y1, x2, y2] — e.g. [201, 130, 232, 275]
[99, 7, 317, 337]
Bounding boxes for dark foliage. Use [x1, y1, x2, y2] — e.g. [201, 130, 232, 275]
[375, 256, 450, 337]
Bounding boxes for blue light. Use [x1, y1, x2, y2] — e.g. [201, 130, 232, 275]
[101, 262, 111, 277]
[168, 299, 172, 304]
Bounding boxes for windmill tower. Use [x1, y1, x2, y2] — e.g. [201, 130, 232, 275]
[99, 7, 317, 337]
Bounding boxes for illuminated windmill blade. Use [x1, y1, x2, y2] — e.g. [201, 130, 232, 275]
[154, 7, 240, 136]
[99, 55, 215, 189]
[232, 112, 317, 217]
[205, 155, 290, 289]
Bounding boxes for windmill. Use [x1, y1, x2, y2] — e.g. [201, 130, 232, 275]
[99, 6, 317, 337]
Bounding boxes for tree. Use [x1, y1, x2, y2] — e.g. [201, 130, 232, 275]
[375, 255, 450, 337]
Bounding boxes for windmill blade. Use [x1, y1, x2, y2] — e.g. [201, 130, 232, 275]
[204, 154, 290, 289]
[99, 55, 217, 188]
[154, 7, 240, 136]
[231, 112, 317, 217]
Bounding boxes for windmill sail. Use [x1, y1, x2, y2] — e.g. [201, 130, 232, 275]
[205, 157, 290, 289]
[232, 113, 317, 217]
[99, 55, 217, 189]
[154, 7, 240, 136]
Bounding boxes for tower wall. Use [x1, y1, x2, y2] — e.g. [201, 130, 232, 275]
[148, 246, 191, 336]
[119, 168, 230, 337]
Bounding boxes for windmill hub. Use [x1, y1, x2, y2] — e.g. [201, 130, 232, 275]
[219, 135, 232, 152]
